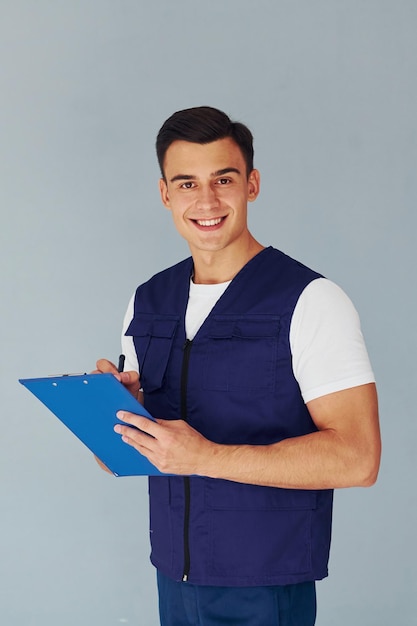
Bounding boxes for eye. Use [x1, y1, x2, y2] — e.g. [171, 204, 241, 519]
[180, 181, 196, 189]
[216, 178, 232, 185]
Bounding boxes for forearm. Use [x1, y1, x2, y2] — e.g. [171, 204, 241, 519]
[201, 428, 378, 490]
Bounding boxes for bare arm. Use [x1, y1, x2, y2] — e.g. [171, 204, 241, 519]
[114, 383, 381, 489]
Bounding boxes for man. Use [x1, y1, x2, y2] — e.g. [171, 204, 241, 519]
[97, 106, 381, 626]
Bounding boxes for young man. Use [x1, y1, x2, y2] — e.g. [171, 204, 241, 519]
[97, 106, 381, 626]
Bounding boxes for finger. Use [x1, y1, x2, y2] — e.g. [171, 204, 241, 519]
[90, 367, 121, 381]
[119, 370, 140, 387]
[114, 424, 155, 454]
[114, 423, 145, 441]
[96, 358, 118, 374]
[116, 411, 158, 437]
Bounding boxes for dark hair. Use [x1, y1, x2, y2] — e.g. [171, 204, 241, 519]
[156, 106, 254, 179]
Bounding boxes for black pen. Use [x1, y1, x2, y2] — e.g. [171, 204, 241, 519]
[118, 354, 125, 373]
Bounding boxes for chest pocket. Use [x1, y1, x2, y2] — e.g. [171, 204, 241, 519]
[125, 314, 179, 393]
[203, 315, 280, 392]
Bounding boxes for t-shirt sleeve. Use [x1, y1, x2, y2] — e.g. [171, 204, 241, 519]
[290, 278, 375, 404]
[121, 293, 139, 373]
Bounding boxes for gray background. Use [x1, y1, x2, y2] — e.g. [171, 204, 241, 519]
[1, 1, 415, 624]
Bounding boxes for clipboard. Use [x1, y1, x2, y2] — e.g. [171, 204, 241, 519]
[19, 373, 165, 477]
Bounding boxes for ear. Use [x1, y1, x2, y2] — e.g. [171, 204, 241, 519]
[247, 169, 260, 202]
[159, 178, 171, 209]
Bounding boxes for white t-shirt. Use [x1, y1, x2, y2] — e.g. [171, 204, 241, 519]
[121, 277, 375, 404]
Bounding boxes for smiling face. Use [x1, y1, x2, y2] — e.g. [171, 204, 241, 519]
[159, 137, 261, 271]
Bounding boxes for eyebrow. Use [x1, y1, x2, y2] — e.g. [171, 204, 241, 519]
[169, 167, 242, 183]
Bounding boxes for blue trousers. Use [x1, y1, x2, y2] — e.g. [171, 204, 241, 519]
[157, 571, 317, 626]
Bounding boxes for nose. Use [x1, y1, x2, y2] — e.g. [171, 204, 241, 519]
[195, 184, 219, 211]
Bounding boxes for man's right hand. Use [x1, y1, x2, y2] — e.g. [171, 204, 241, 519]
[94, 358, 143, 403]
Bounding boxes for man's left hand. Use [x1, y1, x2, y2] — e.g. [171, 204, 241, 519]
[114, 412, 213, 475]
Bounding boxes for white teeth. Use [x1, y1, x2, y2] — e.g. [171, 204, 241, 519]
[196, 218, 223, 226]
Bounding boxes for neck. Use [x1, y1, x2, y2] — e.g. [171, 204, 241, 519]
[191, 237, 265, 284]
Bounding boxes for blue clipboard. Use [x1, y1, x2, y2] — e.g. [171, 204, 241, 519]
[19, 373, 165, 477]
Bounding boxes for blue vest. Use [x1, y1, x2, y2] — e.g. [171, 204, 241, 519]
[125, 247, 333, 586]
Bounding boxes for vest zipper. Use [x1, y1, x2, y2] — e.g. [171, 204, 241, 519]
[181, 339, 193, 582]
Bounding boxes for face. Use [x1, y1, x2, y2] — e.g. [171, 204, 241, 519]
[159, 137, 260, 257]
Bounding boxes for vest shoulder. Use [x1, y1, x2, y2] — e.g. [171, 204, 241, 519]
[133, 257, 192, 314]
[139, 257, 193, 289]
[267, 247, 323, 278]
[239, 247, 324, 291]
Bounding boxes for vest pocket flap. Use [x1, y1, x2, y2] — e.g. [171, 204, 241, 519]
[125, 315, 179, 339]
[125, 314, 179, 392]
[209, 316, 280, 339]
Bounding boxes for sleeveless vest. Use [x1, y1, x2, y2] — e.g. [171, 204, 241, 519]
[125, 247, 333, 586]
